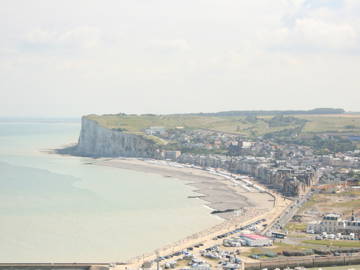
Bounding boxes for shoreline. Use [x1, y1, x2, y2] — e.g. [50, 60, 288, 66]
[93, 158, 273, 220]
[51, 151, 290, 266]
[89, 158, 290, 267]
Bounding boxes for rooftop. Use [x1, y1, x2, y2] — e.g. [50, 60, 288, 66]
[241, 234, 269, 240]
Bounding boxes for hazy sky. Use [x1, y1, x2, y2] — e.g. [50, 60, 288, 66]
[1, 0, 359, 117]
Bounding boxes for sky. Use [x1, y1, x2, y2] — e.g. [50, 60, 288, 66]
[0, 0, 359, 117]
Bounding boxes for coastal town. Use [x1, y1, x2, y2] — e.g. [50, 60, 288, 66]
[109, 156, 360, 270]
[3, 0, 360, 268]
[53, 112, 360, 270]
[155, 125, 359, 198]
[94, 114, 360, 270]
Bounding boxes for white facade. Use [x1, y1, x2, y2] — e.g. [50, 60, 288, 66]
[145, 126, 166, 136]
[307, 213, 360, 234]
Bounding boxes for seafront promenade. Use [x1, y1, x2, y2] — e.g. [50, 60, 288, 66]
[123, 210, 285, 270]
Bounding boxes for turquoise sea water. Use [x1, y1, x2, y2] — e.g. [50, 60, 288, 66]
[0, 120, 221, 263]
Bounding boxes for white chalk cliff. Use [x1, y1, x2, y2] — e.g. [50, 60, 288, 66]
[70, 117, 158, 158]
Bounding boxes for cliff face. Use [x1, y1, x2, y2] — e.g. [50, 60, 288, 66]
[71, 117, 158, 158]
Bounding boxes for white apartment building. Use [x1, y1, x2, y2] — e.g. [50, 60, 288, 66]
[307, 213, 360, 234]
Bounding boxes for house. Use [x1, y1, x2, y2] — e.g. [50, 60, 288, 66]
[162, 150, 181, 161]
[145, 126, 166, 136]
[240, 141, 253, 149]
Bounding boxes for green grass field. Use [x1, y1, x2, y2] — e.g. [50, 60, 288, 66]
[299, 115, 360, 134]
[272, 242, 310, 251]
[86, 113, 360, 138]
[285, 222, 307, 232]
[330, 199, 360, 208]
[302, 240, 360, 248]
[243, 242, 311, 257]
[298, 194, 328, 212]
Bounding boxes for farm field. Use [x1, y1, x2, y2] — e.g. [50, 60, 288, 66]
[87, 113, 360, 138]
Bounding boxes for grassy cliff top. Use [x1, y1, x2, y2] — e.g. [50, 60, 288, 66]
[86, 112, 360, 138]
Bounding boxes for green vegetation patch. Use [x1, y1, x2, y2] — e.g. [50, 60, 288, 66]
[330, 199, 360, 208]
[290, 135, 356, 154]
[299, 114, 360, 134]
[87, 114, 222, 133]
[143, 135, 168, 145]
[243, 242, 316, 260]
[85, 112, 360, 144]
[302, 240, 360, 248]
[299, 194, 325, 212]
[285, 222, 307, 232]
[273, 242, 310, 251]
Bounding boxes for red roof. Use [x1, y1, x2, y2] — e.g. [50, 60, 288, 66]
[241, 234, 269, 240]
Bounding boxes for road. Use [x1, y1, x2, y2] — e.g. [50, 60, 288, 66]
[270, 190, 314, 232]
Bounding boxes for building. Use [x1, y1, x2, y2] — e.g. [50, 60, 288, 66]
[145, 126, 166, 136]
[162, 150, 181, 161]
[342, 213, 360, 234]
[240, 141, 253, 149]
[307, 214, 341, 233]
[307, 212, 360, 234]
[240, 234, 272, 247]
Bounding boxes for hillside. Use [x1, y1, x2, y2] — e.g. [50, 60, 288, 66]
[86, 110, 360, 139]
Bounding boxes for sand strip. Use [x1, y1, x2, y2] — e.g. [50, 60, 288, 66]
[93, 158, 274, 220]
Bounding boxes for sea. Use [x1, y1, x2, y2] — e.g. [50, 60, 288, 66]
[0, 119, 221, 263]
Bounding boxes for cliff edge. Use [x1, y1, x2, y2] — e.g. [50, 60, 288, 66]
[58, 117, 159, 158]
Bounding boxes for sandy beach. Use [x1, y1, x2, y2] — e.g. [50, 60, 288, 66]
[88, 158, 291, 268]
[48, 151, 290, 266]
[94, 158, 274, 220]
